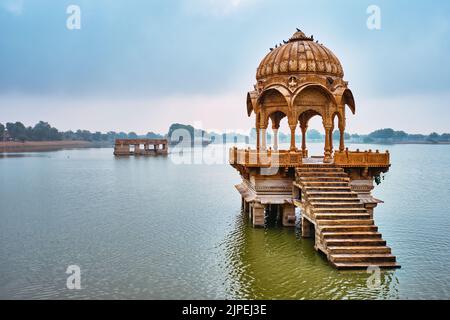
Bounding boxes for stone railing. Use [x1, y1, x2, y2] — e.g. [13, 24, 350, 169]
[229, 147, 302, 167]
[115, 139, 168, 145]
[334, 149, 390, 167]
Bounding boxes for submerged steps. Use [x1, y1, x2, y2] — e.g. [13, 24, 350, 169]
[295, 164, 400, 270]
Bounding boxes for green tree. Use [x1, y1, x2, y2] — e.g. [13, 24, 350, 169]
[6, 122, 27, 141]
[441, 133, 450, 142]
[32, 121, 52, 140]
[49, 127, 62, 140]
[63, 130, 76, 140]
[117, 132, 128, 139]
[146, 131, 163, 139]
[92, 131, 102, 141]
[393, 130, 408, 141]
[332, 130, 351, 140]
[307, 129, 323, 141]
[0, 123, 4, 140]
[75, 129, 93, 141]
[368, 128, 395, 139]
[427, 132, 440, 143]
[128, 132, 138, 139]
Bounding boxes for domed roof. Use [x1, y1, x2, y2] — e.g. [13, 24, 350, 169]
[256, 30, 344, 80]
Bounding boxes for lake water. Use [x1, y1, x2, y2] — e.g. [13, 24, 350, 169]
[0, 143, 449, 299]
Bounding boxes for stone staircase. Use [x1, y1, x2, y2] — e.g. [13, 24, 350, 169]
[295, 164, 400, 270]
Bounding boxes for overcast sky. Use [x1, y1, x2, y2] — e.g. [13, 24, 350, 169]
[1, 0, 449, 134]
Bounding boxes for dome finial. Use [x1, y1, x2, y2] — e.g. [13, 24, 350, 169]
[289, 28, 313, 42]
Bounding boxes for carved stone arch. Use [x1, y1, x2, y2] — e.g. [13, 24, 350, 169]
[257, 86, 290, 107]
[267, 110, 287, 129]
[246, 91, 258, 117]
[257, 87, 290, 128]
[342, 89, 356, 115]
[298, 109, 324, 127]
[331, 110, 344, 129]
[292, 83, 338, 108]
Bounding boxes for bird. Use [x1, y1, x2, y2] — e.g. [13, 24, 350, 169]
[283, 40, 288, 44]
[275, 44, 278, 48]
[296, 28, 301, 32]
[269, 48, 274, 51]
[311, 35, 314, 40]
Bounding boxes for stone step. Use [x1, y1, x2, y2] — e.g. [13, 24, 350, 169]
[332, 261, 400, 270]
[311, 202, 365, 208]
[322, 231, 382, 239]
[320, 225, 378, 233]
[298, 162, 336, 167]
[306, 191, 358, 198]
[305, 186, 352, 192]
[301, 181, 349, 187]
[297, 172, 348, 178]
[327, 246, 391, 254]
[315, 213, 371, 220]
[325, 238, 386, 246]
[297, 167, 344, 173]
[316, 219, 374, 226]
[331, 253, 396, 263]
[299, 176, 350, 182]
[313, 207, 367, 213]
[309, 197, 361, 203]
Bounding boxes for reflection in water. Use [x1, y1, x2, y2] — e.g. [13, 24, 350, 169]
[222, 213, 399, 299]
[0, 153, 50, 158]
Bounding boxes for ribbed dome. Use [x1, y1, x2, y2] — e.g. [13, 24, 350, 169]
[256, 30, 344, 80]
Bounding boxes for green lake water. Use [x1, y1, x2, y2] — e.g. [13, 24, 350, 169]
[0, 143, 449, 299]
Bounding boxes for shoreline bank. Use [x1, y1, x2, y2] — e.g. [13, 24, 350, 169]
[0, 141, 112, 153]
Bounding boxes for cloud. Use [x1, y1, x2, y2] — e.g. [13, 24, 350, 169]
[3, 0, 24, 15]
[181, 0, 256, 16]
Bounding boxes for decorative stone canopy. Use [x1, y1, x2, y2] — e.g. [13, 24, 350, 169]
[246, 29, 357, 162]
[256, 30, 344, 80]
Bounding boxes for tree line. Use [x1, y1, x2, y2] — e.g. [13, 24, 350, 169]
[1, 121, 449, 144]
[0, 121, 162, 142]
[362, 128, 450, 144]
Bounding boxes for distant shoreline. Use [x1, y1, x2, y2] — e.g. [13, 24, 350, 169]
[0, 140, 112, 153]
[344, 141, 450, 145]
[1, 139, 449, 154]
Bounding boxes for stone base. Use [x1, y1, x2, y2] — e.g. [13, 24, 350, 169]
[252, 203, 265, 227]
[282, 204, 296, 227]
[301, 216, 314, 238]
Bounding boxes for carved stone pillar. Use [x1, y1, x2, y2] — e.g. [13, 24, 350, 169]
[289, 124, 297, 151]
[260, 128, 267, 150]
[324, 126, 332, 162]
[255, 114, 260, 151]
[330, 125, 334, 152]
[300, 123, 308, 157]
[273, 128, 279, 151]
[339, 125, 345, 152]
